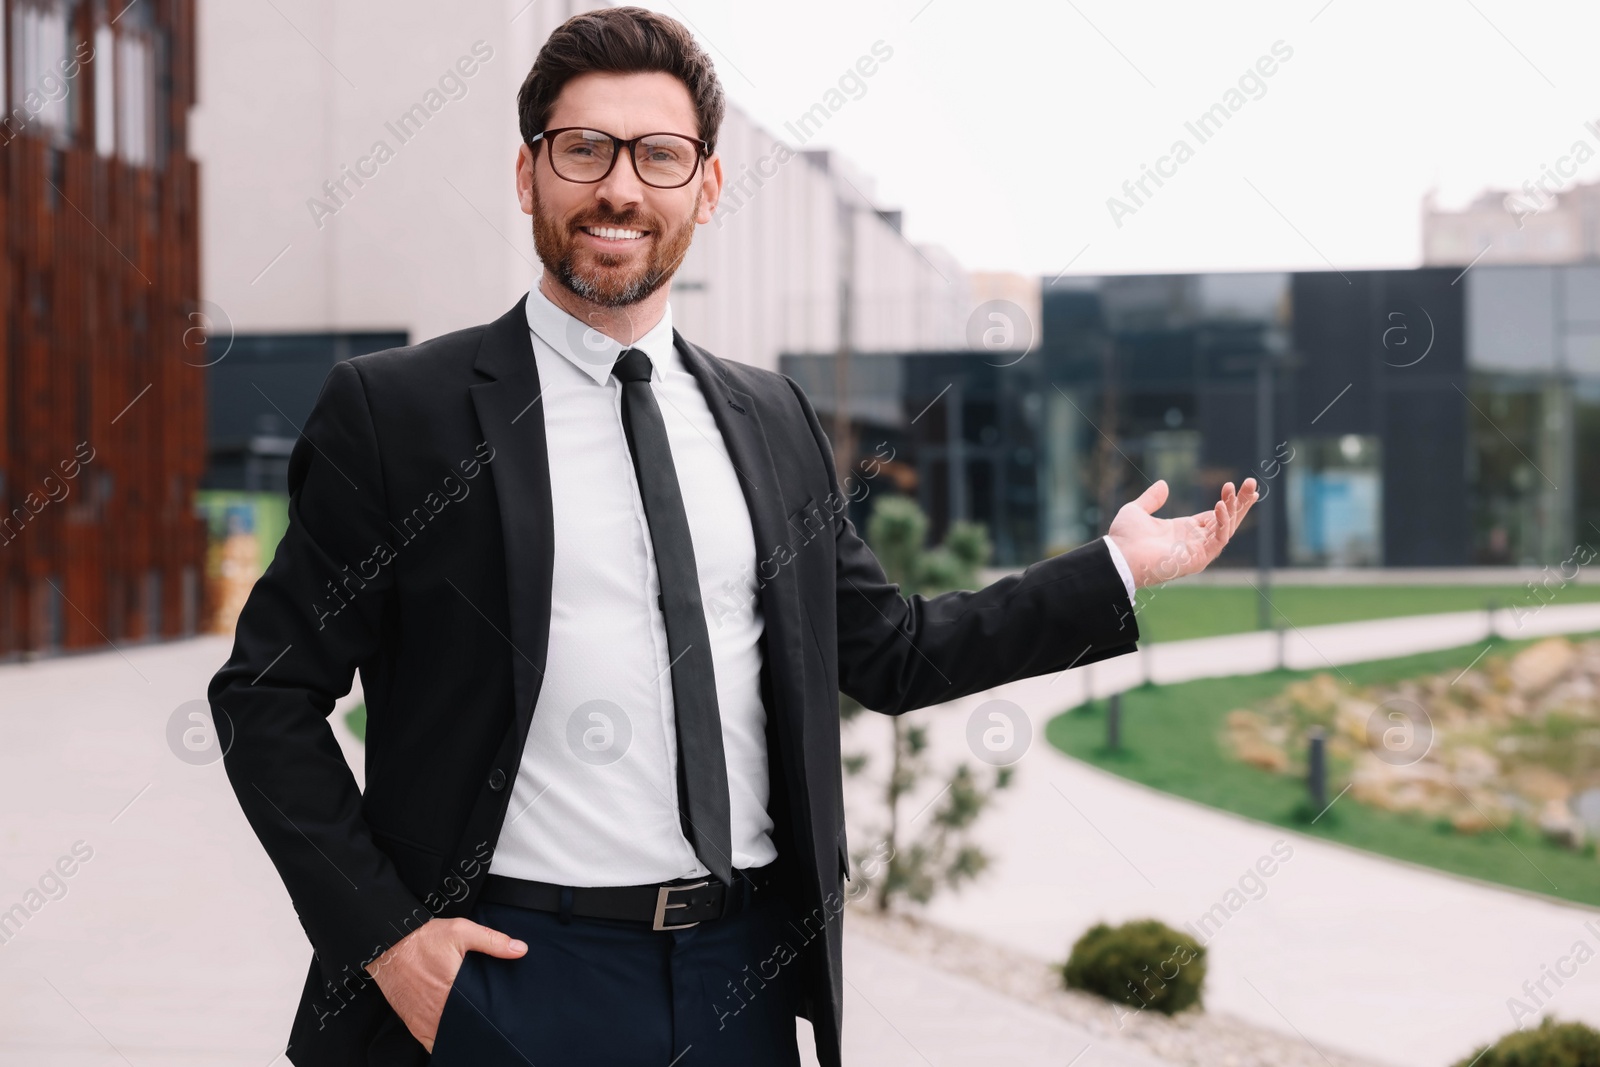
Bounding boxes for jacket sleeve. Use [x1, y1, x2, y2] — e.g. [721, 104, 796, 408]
[207, 359, 430, 997]
[783, 375, 1140, 716]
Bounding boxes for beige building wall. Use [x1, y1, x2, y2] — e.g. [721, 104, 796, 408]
[1424, 185, 1600, 267]
[968, 271, 1042, 353]
[193, 0, 974, 370]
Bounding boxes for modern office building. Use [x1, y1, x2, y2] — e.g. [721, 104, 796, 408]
[1, 0, 206, 656]
[1423, 177, 1600, 267]
[782, 344, 1047, 568]
[789, 264, 1600, 572]
[192, 0, 974, 494]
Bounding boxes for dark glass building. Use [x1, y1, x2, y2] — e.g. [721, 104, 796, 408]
[784, 264, 1600, 571]
[204, 331, 407, 492]
[780, 349, 1047, 568]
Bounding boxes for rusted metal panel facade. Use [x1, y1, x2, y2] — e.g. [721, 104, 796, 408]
[1, 0, 205, 656]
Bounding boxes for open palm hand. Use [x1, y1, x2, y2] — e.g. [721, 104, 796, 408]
[1107, 478, 1258, 590]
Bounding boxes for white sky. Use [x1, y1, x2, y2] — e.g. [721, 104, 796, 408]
[643, 0, 1600, 277]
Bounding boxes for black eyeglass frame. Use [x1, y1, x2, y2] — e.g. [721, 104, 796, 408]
[529, 126, 711, 189]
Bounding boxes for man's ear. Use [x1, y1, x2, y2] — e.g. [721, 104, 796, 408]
[516, 142, 536, 216]
[696, 153, 723, 225]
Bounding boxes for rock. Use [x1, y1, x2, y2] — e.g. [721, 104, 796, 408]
[1574, 788, 1600, 836]
[1449, 746, 1500, 789]
[1537, 798, 1585, 849]
[1472, 690, 1509, 721]
[1483, 653, 1513, 686]
[1227, 709, 1264, 733]
[1286, 673, 1343, 718]
[1228, 710, 1290, 772]
[1350, 754, 1451, 814]
[1512, 765, 1572, 804]
[1509, 637, 1577, 697]
[1235, 736, 1289, 773]
[1336, 699, 1379, 746]
[1537, 675, 1600, 719]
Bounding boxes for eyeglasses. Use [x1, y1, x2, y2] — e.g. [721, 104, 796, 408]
[530, 127, 709, 190]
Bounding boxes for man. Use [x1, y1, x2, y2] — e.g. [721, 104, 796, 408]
[208, 8, 1257, 1066]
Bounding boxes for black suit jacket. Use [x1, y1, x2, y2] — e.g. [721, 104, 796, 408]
[208, 294, 1140, 1066]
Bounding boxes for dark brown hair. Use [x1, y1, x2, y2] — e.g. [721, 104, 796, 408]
[518, 7, 725, 154]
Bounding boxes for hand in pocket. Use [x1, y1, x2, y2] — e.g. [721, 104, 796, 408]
[364, 917, 527, 1052]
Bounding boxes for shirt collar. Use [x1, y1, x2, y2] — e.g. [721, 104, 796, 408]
[524, 279, 677, 386]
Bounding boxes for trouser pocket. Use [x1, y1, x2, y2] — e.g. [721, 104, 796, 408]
[428, 949, 478, 1062]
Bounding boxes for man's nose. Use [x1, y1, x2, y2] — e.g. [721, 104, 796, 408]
[593, 150, 647, 214]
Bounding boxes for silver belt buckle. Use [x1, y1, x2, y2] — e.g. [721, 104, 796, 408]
[652, 880, 709, 930]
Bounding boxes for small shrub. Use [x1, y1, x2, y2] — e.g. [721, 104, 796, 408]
[1059, 919, 1205, 1015]
[1455, 1018, 1600, 1066]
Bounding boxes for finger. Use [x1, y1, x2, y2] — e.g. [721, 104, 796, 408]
[1189, 502, 1221, 561]
[1220, 480, 1251, 529]
[459, 921, 528, 959]
[1237, 479, 1260, 516]
[1202, 483, 1234, 527]
[1133, 479, 1169, 515]
[1228, 480, 1253, 519]
[1225, 492, 1247, 534]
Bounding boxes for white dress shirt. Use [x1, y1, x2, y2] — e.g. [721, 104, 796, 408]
[1104, 535, 1137, 602]
[488, 283, 777, 886]
[489, 282, 1137, 887]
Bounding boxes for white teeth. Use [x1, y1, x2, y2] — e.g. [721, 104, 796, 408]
[586, 226, 643, 240]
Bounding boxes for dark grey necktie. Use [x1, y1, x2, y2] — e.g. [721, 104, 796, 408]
[610, 347, 733, 886]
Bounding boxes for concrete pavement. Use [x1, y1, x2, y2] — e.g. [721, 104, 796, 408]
[844, 601, 1600, 1067]
[5, 600, 1600, 1063]
[0, 635, 1177, 1066]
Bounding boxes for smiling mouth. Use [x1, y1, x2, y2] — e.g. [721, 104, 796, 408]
[581, 225, 648, 241]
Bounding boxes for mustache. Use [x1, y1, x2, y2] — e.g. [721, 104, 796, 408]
[568, 210, 655, 232]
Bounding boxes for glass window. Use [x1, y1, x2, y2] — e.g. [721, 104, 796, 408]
[1286, 435, 1383, 566]
[1467, 378, 1573, 565]
[93, 22, 112, 156]
[1466, 266, 1556, 372]
[116, 29, 152, 165]
[1144, 429, 1201, 515]
[10, 1, 76, 144]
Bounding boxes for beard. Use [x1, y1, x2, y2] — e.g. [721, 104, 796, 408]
[530, 180, 699, 308]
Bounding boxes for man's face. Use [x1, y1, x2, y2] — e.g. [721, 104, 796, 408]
[517, 71, 721, 308]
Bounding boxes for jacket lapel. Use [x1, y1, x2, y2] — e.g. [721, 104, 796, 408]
[675, 332, 809, 760]
[469, 295, 554, 750]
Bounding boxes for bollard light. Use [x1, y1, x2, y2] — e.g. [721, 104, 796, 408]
[1307, 725, 1327, 811]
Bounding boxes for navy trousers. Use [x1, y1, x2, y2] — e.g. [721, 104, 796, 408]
[428, 875, 806, 1065]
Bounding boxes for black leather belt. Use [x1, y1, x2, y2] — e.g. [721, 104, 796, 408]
[480, 861, 781, 931]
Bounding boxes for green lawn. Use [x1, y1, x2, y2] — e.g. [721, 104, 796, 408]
[1046, 630, 1600, 909]
[1130, 583, 1600, 643]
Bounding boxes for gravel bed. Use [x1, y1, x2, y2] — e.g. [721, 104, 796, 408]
[844, 903, 1394, 1067]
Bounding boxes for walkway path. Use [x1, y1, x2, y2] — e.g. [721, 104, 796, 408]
[4, 600, 1599, 1064]
[843, 601, 1600, 1067]
[0, 636, 1174, 1066]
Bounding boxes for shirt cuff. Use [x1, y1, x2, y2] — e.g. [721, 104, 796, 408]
[1102, 535, 1136, 602]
